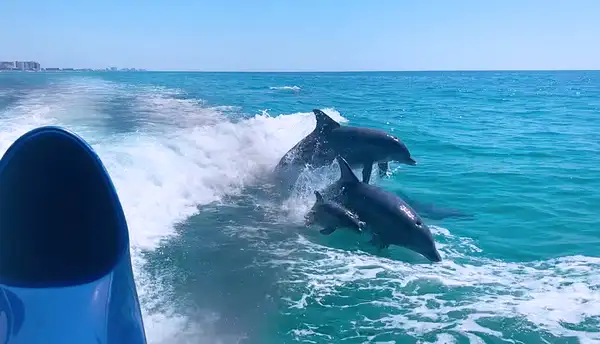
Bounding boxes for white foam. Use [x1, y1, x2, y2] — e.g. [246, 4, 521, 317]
[0, 79, 348, 343]
[270, 232, 600, 343]
[432, 333, 457, 344]
[105, 104, 347, 343]
[6, 77, 598, 343]
[269, 85, 301, 91]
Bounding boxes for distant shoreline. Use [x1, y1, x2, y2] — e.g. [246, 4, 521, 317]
[0, 69, 146, 73]
[1, 69, 599, 73]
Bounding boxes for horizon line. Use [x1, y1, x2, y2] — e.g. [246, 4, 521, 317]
[14, 68, 600, 73]
[149, 68, 600, 73]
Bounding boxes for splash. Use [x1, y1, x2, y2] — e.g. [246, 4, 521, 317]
[269, 230, 600, 343]
[269, 85, 301, 91]
[3, 75, 598, 344]
[0, 77, 346, 343]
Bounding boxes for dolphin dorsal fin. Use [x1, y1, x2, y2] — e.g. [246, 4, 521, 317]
[313, 109, 340, 133]
[314, 190, 324, 203]
[336, 156, 359, 184]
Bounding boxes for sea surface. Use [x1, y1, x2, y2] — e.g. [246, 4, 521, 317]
[1, 71, 599, 344]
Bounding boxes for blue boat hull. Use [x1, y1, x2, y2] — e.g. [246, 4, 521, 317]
[0, 126, 147, 343]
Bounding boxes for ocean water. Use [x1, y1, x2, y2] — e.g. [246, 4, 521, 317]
[1, 71, 599, 344]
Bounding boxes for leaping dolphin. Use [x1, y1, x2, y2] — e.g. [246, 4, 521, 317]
[272, 110, 339, 188]
[305, 190, 365, 235]
[273, 109, 416, 186]
[318, 109, 416, 183]
[319, 156, 442, 262]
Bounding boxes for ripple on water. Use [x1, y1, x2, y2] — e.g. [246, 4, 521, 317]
[269, 227, 600, 343]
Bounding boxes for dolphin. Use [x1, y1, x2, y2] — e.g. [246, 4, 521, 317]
[320, 156, 442, 262]
[272, 110, 338, 189]
[273, 109, 416, 187]
[304, 190, 365, 235]
[315, 109, 416, 183]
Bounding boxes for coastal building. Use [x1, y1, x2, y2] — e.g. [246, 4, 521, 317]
[0, 61, 16, 70]
[1, 62, 143, 72]
[25, 61, 41, 71]
[0, 61, 41, 71]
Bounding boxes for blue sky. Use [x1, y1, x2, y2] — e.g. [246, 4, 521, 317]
[1, 0, 598, 71]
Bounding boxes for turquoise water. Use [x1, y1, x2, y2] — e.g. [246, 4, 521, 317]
[1, 71, 599, 343]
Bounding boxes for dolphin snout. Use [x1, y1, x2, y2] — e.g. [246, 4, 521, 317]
[425, 248, 442, 262]
[407, 157, 417, 166]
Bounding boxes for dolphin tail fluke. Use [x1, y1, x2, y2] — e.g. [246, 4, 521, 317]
[313, 109, 341, 133]
[336, 156, 360, 184]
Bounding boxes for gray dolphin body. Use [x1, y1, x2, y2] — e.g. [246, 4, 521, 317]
[321, 110, 416, 184]
[272, 110, 339, 189]
[273, 109, 416, 186]
[320, 156, 442, 262]
[305, 191, 365, 235]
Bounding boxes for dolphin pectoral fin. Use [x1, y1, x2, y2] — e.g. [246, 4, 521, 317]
[368, 234, 388, 249]
[362, 162, 373, 184]
[319, 227, 337, 235]
[377, 162, 389, 178]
